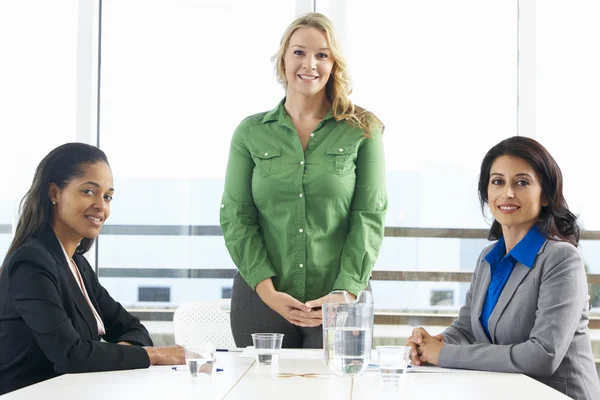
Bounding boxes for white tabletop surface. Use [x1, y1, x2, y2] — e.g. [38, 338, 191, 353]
[2, 351, 570, 400]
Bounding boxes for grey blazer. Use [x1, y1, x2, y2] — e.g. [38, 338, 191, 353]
[439, 239, 600, 400]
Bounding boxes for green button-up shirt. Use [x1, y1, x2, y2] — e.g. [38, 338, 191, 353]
[220, 99, 387, 302]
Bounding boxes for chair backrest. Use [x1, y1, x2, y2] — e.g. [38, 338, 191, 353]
[173, 299, 236, 348]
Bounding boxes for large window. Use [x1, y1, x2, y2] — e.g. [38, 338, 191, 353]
[3, 1, 600, 350]
[322, 1, 518, 309]
[98, 0, 300, 308]
[534, 2, 600, 276]
[0, 1, 82, 256]
[97, 1, 519, 312]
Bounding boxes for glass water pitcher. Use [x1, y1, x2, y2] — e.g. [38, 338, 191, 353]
[322, 290, 374, 376]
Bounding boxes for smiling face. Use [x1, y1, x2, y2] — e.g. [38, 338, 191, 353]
[488, 155, 545, 237]
[283, 26, 335, 99]
[49, 161, 114, 247]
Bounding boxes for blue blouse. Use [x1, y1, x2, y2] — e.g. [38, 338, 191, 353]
[480, 225, 546, 341]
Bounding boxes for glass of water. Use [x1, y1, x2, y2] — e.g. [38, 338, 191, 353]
[184, 343, 215, 376]
[376, 345, 411, 382]
[251, 333, 284, 365]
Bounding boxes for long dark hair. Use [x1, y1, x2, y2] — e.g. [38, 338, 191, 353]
[2, 143, 109, 267]
[478, 136, 579, 246]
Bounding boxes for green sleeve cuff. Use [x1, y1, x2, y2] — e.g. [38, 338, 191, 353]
[333, 273, 368, 297]
[246, 267, 277, 291]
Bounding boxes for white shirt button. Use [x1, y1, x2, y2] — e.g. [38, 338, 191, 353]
[299, 228, 304, 233]
[299, 193, 303, 198]
[220, 204, 225, 208]
[299, 264, 304, 268]
[300, 161, 305, 165]
[338, 148, 343, 152]
[310, 133, 315, 137]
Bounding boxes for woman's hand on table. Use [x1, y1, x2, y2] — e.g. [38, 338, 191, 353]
[407, 327, 444, 366]
[144, 345, 185, 365]
[416, 335, 443, 365]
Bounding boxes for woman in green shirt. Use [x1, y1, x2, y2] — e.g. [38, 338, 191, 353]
[220, 13, 387, 348]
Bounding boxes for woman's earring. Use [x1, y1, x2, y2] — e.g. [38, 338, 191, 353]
[52, 201, 56, 205]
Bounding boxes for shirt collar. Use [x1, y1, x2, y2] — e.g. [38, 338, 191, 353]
[57, 237, 75, 266]
[510, 225, 547, 268]
[261, 99, 284, 123]
[261, 97, 334, 125]
[485, 225, 547, 268]
[485, 236, 507, 266]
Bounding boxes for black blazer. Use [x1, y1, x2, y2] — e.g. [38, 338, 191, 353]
[0, 227, 152, 395]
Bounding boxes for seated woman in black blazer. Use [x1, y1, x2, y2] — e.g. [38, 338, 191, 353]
[0, 143, 184, 395]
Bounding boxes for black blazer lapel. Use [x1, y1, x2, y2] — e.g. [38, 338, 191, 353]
[487, 262, 532, 342]
[38, 228, 98, 339]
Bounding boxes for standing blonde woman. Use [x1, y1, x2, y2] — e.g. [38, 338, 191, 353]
[220, 13, 387, 348]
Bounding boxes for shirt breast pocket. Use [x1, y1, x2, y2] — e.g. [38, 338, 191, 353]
[253, 149, 282, 177]
[325, 146, 356, 176]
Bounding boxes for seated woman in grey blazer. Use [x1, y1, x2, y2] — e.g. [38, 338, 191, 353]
[407, 136, 600, 399]
[0, 143, 185, 395]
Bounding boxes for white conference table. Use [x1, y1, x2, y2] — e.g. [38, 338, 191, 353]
[3, 351, 570, 400]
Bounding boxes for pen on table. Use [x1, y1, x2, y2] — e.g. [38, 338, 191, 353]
[367, 364, 411, 369]
[216, 348, 243, 352]
[171, 367, 224, 372]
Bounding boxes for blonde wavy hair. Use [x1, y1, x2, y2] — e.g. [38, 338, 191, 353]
[272, 13, 384, 137]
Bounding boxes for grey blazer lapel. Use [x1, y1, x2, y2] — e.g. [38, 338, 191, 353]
[487, 262, 532, 342]
[471, 260, 492, 344]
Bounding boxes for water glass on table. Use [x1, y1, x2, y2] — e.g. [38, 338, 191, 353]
[376, 345, 411, 383]
[184, 343, 215, 376]
[251, 333, 284, 365]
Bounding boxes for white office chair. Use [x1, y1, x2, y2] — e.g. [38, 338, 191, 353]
[173, 299, 236, 349]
